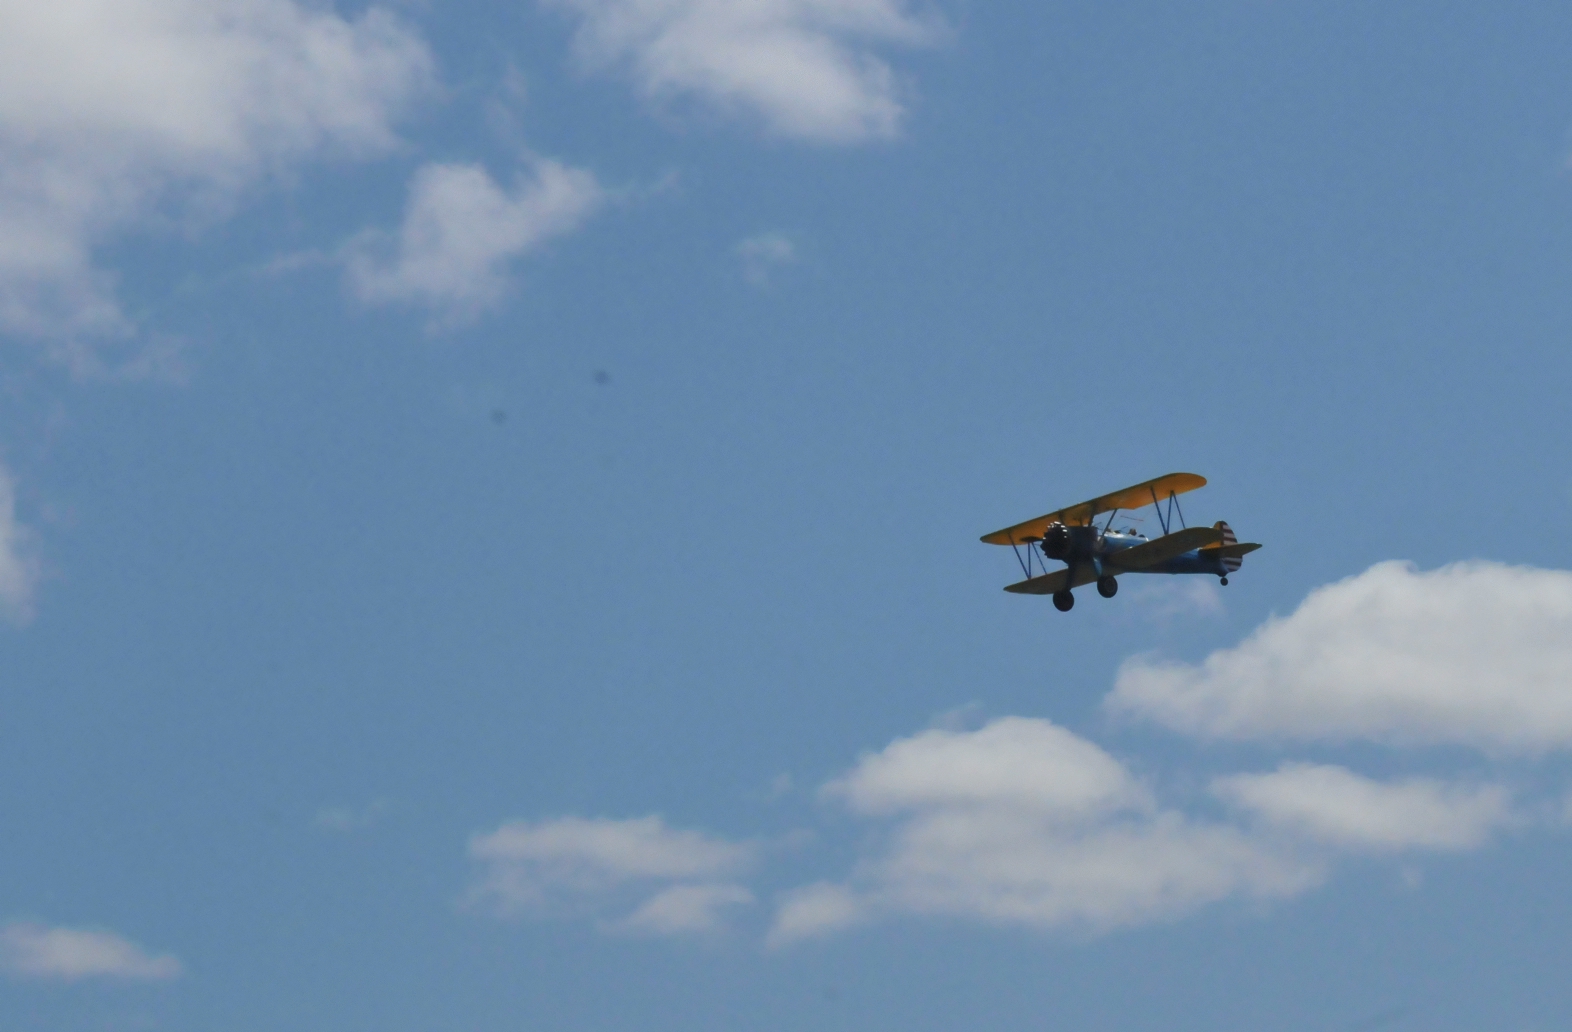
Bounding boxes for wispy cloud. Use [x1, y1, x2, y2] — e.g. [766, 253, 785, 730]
[468, 815, 756, 935]
[315, 798, 392, 833]
[769, 882, 865, 945]
[614, 882, 755, 935]
[1121, 577, 1225, 621]
[0, 463, 40, 624]
[735, 231, 796, 284]
[0, 922, 182, 983]
[345, 158, 604, 325]
[1214, 763, 1514, 852]
[543, 0, 943, 143]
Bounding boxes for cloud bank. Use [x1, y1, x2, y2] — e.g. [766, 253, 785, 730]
[0, 922, 182, 982]
[768, 717, 1526, 945]
[1109, 561, 1572, 753]
[772, 718, 1323, 944]
[473, 561, 1569, 947]
[543, 0, 942, 142]
[0, 0, 435, 345]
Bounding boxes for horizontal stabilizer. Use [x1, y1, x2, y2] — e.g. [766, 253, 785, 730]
[1198, 522, 1257, 573]
[1107, 526, 1224, 571]
[1203, 542, 1262, 560]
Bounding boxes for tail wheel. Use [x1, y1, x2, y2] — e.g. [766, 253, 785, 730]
[1220, 576, 1229, 586]
[1052, 590, 1075, 612]
[1097, 576, 1118, 598]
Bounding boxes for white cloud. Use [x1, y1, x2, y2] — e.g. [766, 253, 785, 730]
[0, 0, 434, 345]
[735, 231, 796, 284]
[770, 718, 1322, 944]
[0, 464, 40, 624]
[1123, 577, 1225, 620]
[1109, 561, 1572, 753]
[345, 158, 604, 323]
[479, 565, 1572, 947]
[827, 717, 1151, 819]
[543, 0, 941, 142]
[614, 882, 754, 934]
[472, 815, 752, 897]
[769, 882, 866, 945]
[468, 815, 756, 933]
[0, 922, 182, 982]
[1214, 763, 1515, 852]
[857, 807, 1320, 936]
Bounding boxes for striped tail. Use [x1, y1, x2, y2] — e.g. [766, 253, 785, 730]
[1214, 521, 1242, 574]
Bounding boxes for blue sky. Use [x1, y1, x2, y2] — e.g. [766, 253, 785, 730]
[3, 1, 1572, 1029]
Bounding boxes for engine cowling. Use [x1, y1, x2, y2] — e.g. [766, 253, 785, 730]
[1041, 522, 1070, 561]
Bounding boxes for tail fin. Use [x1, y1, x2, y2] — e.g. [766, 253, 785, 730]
[1213, 521, 1243, 573]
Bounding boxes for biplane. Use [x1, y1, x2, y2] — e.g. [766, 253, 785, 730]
[980, 473, 1261, 612]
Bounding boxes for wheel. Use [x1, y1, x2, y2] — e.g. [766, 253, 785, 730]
[1220, 576, 1229, 586]
[1097, 576, 1118, 598]
[1052, 590, 1075, 612]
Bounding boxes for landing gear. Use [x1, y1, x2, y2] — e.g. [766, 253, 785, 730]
[1097, 576, 1118, 599]
[1052, 590, 1075, 612]
[1220, 576, 1229, 586]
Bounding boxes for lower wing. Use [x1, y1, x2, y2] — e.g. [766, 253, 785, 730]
[1004, 565, 1101, 595]
[1003, 527, 1233, 594]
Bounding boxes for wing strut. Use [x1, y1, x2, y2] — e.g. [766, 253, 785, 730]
[1008, 535, 1031, 579]
[1149, 487, 1187, 534]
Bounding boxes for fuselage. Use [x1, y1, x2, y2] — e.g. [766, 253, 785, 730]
[1083, 529, 1232, 577]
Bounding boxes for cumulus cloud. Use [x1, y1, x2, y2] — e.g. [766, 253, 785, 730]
[1109, 561, 1572, 753]
[769, 719, 1321, 945]
[543, 0, 942, 142]
[1214, 763, 1515, 852]
[0, 464, 40, 623]
[468, 815, 755, 934]
[827, 717, 1151, 819]
[0, 0, 434, 346]
[0, 922, 182, 982]
[345, 158, 604, 323]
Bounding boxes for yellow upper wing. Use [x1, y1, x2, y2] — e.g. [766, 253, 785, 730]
[981, 472, 1207, 545]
